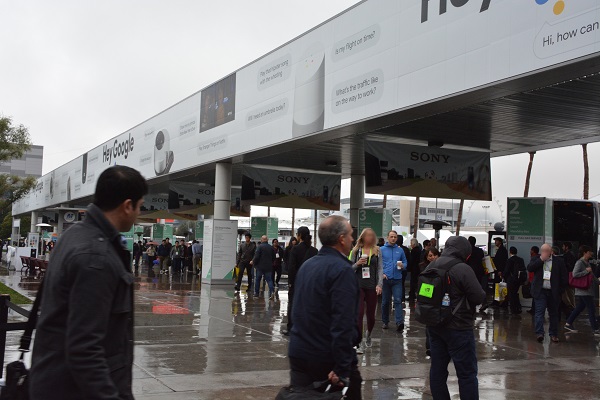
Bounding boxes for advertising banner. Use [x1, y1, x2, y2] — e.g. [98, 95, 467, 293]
[251, 217, 279, 239]
[169, 182, 249, 217]
[202, 220, 239, 284]
[241, 165, 341, 210]
[195, 220, 204, 240]
[14, 0, 600, 215]
[364, 141, 491, 200]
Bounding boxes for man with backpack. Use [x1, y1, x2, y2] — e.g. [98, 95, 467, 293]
[502, 246, 527, 314]
[416, 236, 486, 400]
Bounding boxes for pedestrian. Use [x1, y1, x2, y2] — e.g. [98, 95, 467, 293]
[283, 237, 297, 274]
[422, 247, 440, 356]
[562, 241, 577, 318]
[252, 235, 276, 299]
[146, 244, 157, 276]
[287, 215, 362, 399]
[424, 236, 486, 400]
[399, 235, 411, 301]
[430, 237, 437, 249]
[503, 246, 526, 314]
[377, 237, 385, 247]
[349, 228, 383, 353]
[283, 226, 318, 336]
[528, 243, 568, 343]
[30, 165, 148, 400]
[564, 245, 600, 335]
[183, 241, 193, 273]
[526, 246, 540, 315]
[164, 237, 173, 272]
[408, 238, 422, 302]
[192, 240, 203, 275]
[157, 239, 167, 273]
[170, 240, 184, 275]
[467, 236, 485, 289]
[235, 232, 257, 293]
[133, 240, 142, 273]
[380, 230, 408, 331]
[272, 239, 284, 287]
[420, 240, 431, 262]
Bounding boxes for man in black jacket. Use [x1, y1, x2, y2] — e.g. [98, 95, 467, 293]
[426, 236, 486, 400]
[235, 232, 257, 293]
[503, 247, 526, 314]
[528, 243, 569, 343]
[252, 235, 275, 299]
[288, 215, 362, 399]
[30, 166, 148, 400]
[467, 236, 485, 286]
[283, 226, 318, 336]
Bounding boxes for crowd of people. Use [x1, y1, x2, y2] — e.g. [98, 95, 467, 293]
[130, 237, 203, 277]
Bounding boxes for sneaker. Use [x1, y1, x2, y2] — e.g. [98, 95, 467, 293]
[365, 334, 372, 348]
[593, 330, 600, 336]
[536, 335, 544, 343]
[382, 323, 389, 330]
[564, 324, 578, 333]
[396, 323, 404, 332]
[355, 345, 364, 355]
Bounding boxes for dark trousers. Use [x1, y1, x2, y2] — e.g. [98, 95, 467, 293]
[273, 266, 282, 286]
[172, 258, 182, 275]
[235, 262, 253, 290]
[567, 295, 599, 331]
[409, 270, 420, 300]
[289, 357, 362, 400]
[534, 289, 559, 337]
[507, 280, 522, 313]
[428, 327, 479, 400]
[358, 288, 378, 335]
[286, 286, 295, 331]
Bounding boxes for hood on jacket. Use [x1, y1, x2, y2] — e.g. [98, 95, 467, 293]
[384, 242, 398, 248]
[442, 236, 472, 262]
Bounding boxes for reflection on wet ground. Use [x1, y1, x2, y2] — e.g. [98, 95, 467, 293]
[2, 266, 600, 399]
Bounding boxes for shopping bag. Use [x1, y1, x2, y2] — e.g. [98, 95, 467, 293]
[494, 281, 508, 302]
[482, 256, 496, 275]
[232, 265, 239, 281]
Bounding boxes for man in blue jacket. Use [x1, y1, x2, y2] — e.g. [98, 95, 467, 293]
[381, 230, 408, 331]
[288, 215, 362, 399]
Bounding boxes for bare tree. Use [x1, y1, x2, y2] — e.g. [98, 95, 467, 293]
[524, 151, 536, 197]
[455, 199, 465, 236]
[583, 144, 589, 200]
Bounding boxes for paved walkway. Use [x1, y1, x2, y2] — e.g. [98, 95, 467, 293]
[1, 265, 600, 399]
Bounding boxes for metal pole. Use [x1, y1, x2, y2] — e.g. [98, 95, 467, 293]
[314, 210, 318, 247]
[291, 208, 295, 243]
[0, 294, 9, 379]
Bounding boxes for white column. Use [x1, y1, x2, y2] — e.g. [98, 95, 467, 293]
[214, 162, 232, 220]
[349, 174, 365, 229]
[30, 211, 39, 233]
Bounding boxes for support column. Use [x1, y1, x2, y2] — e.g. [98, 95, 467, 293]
[214, 162, 232, 220]
[30, 211, 39, 234]
[349, 174, 365, 229]
[56, 211, 65, 235]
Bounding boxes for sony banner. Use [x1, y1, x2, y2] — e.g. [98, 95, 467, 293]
[241, 165, 341, 210]
[365, 141, 491, 200]
[169, 182, 249, 216]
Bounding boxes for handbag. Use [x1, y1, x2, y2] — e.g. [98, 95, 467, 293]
[1, 281, 44, 400]
[568, 272, 594, 290]
[276, 381, 348, 400]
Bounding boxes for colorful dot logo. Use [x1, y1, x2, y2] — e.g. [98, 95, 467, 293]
[535, 0, 565, 15]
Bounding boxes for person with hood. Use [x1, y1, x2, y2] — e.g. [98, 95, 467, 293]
[425, 236, 486, 400]
[380, 230, 408, 331]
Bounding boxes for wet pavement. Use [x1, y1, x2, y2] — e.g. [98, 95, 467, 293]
[2, 264, 600, 399]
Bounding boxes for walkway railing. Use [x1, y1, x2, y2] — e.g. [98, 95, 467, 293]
[0, 294, 30, 379]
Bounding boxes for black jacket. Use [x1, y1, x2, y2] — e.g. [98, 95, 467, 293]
[563, 250, 577, 272]
[30, 204, 134, 400]
[236, 241, 256, 266]
[493, 245, 508, 273]
[287, 241, 318, 286]
[288, 246, 359, 379]
[425, 236, 486, 330]
[504, 255, 525, 284]
[410, 246, 422, 273]
[467, 245, 485, 282]
[527, 255, 568, 300]
[252, 242, 275, 272]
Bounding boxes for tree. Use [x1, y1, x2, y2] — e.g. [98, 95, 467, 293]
[523, 151, 536, 197]
[582, 144, 589, 200]
[0, 116, 37, 216]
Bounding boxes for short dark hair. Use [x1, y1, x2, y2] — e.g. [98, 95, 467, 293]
[579, 245, 593, 258]
[509, 246, 518, 255]
[319, 216, 350, 246]
[563, 242, 572, 250]
[93, 166, 148, 211]
[244, 232, 252, 238]
[531, 246, 539, 254]
[272, 239, 278, 244]
[423, 240, 431, 247]
[468, 236, 476, 246]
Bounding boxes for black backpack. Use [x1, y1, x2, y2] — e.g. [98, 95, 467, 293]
[415, 259, 465, 327]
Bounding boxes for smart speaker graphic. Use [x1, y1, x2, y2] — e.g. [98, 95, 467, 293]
[154, 129, 174, 176]
[292, 43, 325, 137]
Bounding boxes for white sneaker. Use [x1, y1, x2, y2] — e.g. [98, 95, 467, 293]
[355, 345, 364, 355]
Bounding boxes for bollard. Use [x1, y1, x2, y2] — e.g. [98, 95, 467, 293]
[0, 294, 10, 379]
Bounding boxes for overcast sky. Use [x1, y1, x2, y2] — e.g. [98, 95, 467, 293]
[2, 0, 599, 223]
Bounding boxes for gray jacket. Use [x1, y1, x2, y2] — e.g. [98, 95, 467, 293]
[351, 247, 384, 290]
[573, 258, 597, 297]
[30, 204, 134, 400]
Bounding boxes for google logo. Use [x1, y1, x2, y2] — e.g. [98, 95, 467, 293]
[535, 0, 565, 15]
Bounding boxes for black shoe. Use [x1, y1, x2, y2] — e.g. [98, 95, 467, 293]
[536, 335, 544, 343]
[527, 308, 535, 315]
[426, 349, 431, 357]
[396, 323, 404, 332]
[282, 330, 290, 336]
[382, 323, 389, 330]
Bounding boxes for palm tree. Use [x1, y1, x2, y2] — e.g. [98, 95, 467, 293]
[456, 199, 464, 236]
[524, 151, 536, 197]
[413, 197, 420, 236]
[583, 144, 589, 200]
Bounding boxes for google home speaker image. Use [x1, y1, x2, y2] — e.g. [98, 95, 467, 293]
[292, 43, 325, 137]
[154, 129, 174, 176]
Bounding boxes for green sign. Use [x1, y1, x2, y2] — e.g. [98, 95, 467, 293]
[250, 217, 278, 239]
[507, 198, 546, 239]
[120, 226, 135, 252]
[195, 220, 204, 240]
[164, 224, 174, 241]
[357, 209, 393, 239]
[152, 224, 164, 241]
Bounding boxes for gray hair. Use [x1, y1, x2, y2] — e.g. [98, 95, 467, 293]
[319, 215, 350, 246]
[410, 238, 419, 247]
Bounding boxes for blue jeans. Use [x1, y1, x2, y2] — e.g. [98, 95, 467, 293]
[381, 278, 404, 325]
[254, 269, 274, 296]
[428, 327, 479, 400]
[534, 289, 559, 337]
[566, 295, 599, 331]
